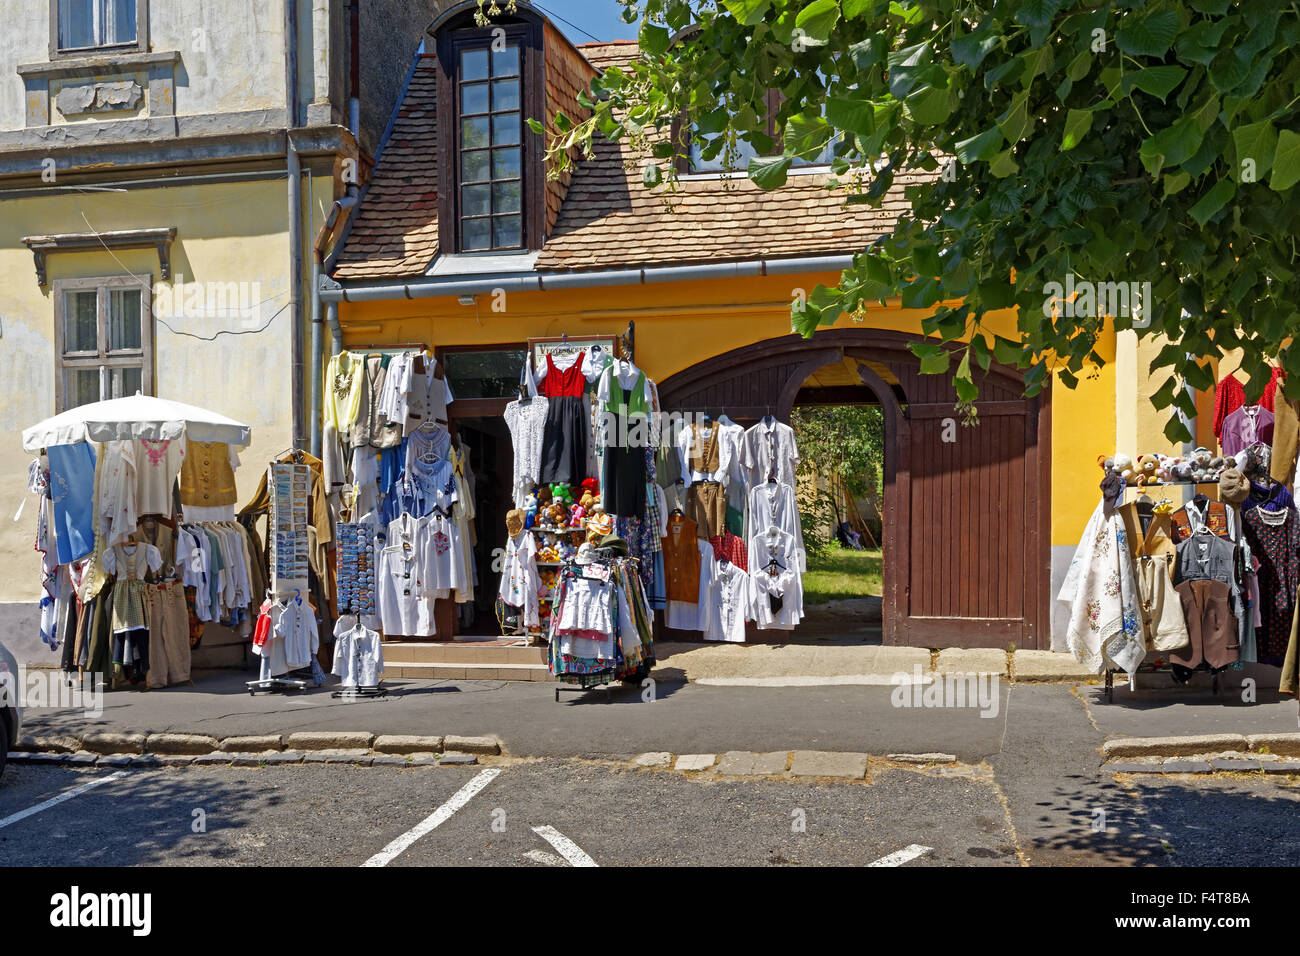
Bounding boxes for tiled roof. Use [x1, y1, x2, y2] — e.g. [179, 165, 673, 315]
[333, 41, 929, 282]
[333, 54, 440, 280]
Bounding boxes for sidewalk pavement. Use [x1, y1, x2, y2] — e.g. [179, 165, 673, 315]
[651, 642, 1095, 682]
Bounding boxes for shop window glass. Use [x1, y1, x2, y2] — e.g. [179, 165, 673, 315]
[443, 348, 528, 399]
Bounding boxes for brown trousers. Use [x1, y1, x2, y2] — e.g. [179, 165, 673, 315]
[146, 582, 192, 687]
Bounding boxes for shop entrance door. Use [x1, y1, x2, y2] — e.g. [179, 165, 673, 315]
[657, 329, 1050, 649]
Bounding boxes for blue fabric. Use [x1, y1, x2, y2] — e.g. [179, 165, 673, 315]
[380, 457, 457, 527]
[46, 443, 97, 564]
[378, 445, 404, 499]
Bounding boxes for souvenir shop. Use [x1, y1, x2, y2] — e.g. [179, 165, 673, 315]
[494, 333, 810, 682]
[1058, 361, 1300, 697]
[315, 329, 816, 688]
[21, 396, 260, 691]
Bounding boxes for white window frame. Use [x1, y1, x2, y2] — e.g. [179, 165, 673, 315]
[53, 275, 154, 412]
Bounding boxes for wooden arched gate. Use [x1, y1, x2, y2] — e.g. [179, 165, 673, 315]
[657, 329, 1052, 649]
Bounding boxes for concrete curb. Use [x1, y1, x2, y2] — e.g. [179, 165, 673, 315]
[6, 729, 503, 767]
[1103, 755, 1300, 775]
[5, 749, 479, 769]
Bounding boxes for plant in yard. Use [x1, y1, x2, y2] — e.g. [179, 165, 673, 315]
[532, 0, 1300, 438]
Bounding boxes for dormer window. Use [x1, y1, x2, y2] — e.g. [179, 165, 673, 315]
[457, 42, 523, 251]
[435, 8, 544, 255]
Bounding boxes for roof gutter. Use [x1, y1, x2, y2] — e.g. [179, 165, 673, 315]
[320, 254, 857, 304]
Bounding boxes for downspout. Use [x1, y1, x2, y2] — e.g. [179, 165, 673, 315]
[311, 188, 358, 456]
[285, 0, 305, 451]
[307, 0, 362, 457]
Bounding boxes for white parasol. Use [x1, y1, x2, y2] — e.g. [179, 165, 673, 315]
[22, 393, 252, 451]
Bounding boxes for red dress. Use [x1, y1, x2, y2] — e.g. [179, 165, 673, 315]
[538, 352, 590, 485]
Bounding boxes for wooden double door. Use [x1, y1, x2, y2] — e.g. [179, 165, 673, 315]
[657, 329, 1051, 649]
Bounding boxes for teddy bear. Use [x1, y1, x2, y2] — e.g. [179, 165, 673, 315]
[547, 502, 569, 529]
[1136, 455, 1158, 483]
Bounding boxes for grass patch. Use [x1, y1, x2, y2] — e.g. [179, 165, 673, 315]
[803, 545, 882, 605]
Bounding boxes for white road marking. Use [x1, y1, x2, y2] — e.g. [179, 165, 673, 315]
[362, 768, 501, 867]
[867, 844, 933, 867]
[0, 771, 129, 831]
[523, 849, 568, 867]
[532, 825, 598, 867]
[695, 675, 934, 687]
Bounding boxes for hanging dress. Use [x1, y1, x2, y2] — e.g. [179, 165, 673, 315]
[539, 352, 589, 485]
[601, 368, 648, 518]
[1241, 505, 1300, 666]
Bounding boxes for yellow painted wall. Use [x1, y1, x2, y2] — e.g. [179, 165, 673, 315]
[0, 173, 336, 607]
[338, 276, 1110, 554]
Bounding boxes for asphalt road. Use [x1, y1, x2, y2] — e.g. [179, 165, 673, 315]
[4, 750, 1300, 867]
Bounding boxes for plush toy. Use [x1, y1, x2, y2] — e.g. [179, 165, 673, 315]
[523, 494, 538, 529]
[535, 484, 553, 508]
[578, 489, 596, 512]
[551, 483, 573, 506]
[586, 506, 613, 541]
[569, 503, 586, 529]
[580, 477, 600, 497]
[1136, 455, 1158, 482]
[547, 502, 569, 529]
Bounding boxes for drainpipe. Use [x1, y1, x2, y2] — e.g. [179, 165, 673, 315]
[310, 188, 359, 455]
[348, 0, 361, 138]
[285, 0, 305, 451]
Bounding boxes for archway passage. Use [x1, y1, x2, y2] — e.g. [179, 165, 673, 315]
[657, 329, 1052, 649]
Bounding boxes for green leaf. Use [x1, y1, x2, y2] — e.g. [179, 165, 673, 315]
[1014, 0, 1064, 47]
[640, 23, 671, 56]
[1123, 66, 1187, 103]
[1162, 170, 1191, 195]
[905, 85, 952, 126]
[912, 244, 942, 277]
[1138, 119, 1203, 176]
[989, 148, 1020, 178]
[642, 162, 663, 188]
[1116, 9, 1179, 57]
[826, 95, 874, 137]
[1233, 120, 1277, 182]
[992, 335, 1023, 366]
[526, 117, 545, 136]
[1270, 129, 1300, 191]
[794, 0, 841, 44]
[978, 278, 1016, 309]
[1061, 108, 1092, 150]
[1188, 179, 1235, 226]
[952, 23, 999, 70]
[954, 126, 1003, 163]
[916, 344, 951, 375]
[721, 0, 772, 26]
[955, 358, 979, 404]
[748, 153, 793, 189]
[997, 92, 1030, 143]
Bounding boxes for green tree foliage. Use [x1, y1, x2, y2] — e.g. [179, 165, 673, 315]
[540, 0, 1300, 439]
[792, 405, 883, 552]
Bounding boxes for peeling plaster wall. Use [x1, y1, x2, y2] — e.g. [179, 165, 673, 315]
[0, 172, 335, 663]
